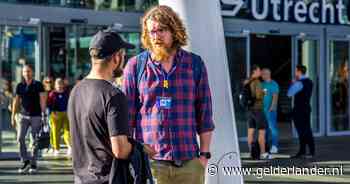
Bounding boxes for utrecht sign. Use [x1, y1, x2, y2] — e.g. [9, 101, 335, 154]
[221, 0, 349, 25]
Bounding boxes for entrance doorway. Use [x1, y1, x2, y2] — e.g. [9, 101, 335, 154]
[45, 25, 67, 79]
[226, 28, 322, 139]
[250, 34, 293, 139]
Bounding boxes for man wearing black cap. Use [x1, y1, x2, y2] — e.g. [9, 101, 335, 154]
[67, 30, 135, 184]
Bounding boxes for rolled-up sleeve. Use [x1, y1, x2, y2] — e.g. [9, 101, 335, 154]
[287, 81, 303, 97]
[195, 58, 215, 134]
[122, 57, 138, 131]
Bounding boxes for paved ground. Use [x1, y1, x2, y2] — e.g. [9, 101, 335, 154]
[1, 130, 350, 184]
[0, 158, 73, 184]
[0, 130, 74, 184]
[240, 136, 350, 184]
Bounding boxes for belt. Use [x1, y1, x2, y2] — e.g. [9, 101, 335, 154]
[153, 159, 190, 168]
[20, 114, 39, 119]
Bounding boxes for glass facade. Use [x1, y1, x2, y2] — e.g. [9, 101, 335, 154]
[225, 34, 320, 138]
[298, 39, 320, 133]
[225, 36, 248, 138]
[66, 26, 141, 81]
[0, 0, 157, 12]
[0, 26, 40, 153]
[329, 40, 350, 132]
[0, 26, 39, 94]
[0, 23, 142, 153]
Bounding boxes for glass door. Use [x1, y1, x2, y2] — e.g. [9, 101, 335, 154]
[225, 32, 249, 139]
[66, 25, 142, 84]
[66, 24, 102, 82]
[327, 38, 350, 135]
[0, 25, 40, 155]
[293, 35, 322, 136]
[42, 24, 67, 79]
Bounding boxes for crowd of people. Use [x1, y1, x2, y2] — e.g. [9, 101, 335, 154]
[0, 5, 216, 184]
[244, 64, 315, 160]
[6, 66, 75, 173]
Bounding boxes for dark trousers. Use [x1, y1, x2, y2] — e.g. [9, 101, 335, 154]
[293, 109, 315, 155]
[18, 115, 42, 165]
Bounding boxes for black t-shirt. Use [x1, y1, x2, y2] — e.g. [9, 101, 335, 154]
[67, 79, 130, 184]
[15, 80, 44, 116]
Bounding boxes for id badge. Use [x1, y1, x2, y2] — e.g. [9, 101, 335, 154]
[156, 96, 172, 110]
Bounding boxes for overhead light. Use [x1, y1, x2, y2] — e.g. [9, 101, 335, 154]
[112, 23, 123, 30]
[256, 34, 266, 39]
[241, 29, 250, 36]
[297, 32, 306, 39]
[28, 18, 41, 25]
[70, 18, 88, 24]
[269, 29, 280, 34]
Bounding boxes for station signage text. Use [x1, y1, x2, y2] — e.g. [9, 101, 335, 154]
[221, 0, 349, 25]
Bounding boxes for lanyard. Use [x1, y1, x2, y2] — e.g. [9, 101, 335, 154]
[163, 74, 169, 89]
[161, 65, 176, 91]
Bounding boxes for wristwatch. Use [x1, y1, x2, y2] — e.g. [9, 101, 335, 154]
[199, 152, 211, 159]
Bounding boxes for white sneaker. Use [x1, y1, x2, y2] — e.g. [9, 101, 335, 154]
[28, 164, 38, 174]
[53, 150, 60, 156]
[66, 147, 72, 156]
[270, 146, 279, 154]
[260, 152, 272, 160]
[47, 148, 54, 154]
[18, 161, 30, 173]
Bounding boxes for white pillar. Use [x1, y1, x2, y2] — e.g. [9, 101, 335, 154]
[158, 1, 243, 184]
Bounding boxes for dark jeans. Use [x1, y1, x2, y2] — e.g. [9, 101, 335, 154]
[17, 115, 42, 165]
[293, 109, 315, 155]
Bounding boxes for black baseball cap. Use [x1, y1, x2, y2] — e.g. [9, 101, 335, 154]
[89, 29, 135, 59]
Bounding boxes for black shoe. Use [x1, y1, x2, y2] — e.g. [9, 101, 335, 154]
[18, 160, 30, 173]
[29, 164, 37, 174]
[290, 153, 306, 159]
[305, 154, 315, 159]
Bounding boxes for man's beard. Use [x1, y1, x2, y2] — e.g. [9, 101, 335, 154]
[112, 68, 123, 78]
[151, 42, 173, 62]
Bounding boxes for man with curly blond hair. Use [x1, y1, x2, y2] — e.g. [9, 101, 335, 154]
[123, 5, 215, 184]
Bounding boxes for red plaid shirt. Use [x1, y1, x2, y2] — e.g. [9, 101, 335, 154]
[122, 48, 215, 161]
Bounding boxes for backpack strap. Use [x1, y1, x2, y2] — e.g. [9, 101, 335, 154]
[134, 51, 149, 111]
[135, 51, 149, 87]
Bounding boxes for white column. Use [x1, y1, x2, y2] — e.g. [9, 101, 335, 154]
[158, 1, 243, 184]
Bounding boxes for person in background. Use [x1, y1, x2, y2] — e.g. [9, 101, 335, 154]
[43, 76, 54, 153]
[47, 78, 71, 156]
[245, 65, 271, 159]
[75, 75, 84, 85]
[261, 68, 280, 154]
[43, 76, 54, 93]
[12, 65, 47, 173]
[332, 62, 349, 131]
[63, 77, 74, 94]
[288, 65, 315, 158]
[1, 80, 13, 131]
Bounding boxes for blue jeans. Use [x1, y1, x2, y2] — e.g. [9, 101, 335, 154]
[265, 111, 279, 147]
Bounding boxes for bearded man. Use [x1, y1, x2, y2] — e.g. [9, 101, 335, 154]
[122, 5, 215, 184]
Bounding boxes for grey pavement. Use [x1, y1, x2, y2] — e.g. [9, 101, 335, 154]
[0, 158, 73, 184]
[0, 130, 74, 184]
[240, 136, 350, 184]
[1, 130, 350, 183]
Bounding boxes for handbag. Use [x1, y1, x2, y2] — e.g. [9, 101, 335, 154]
[34, 123, 51, 150]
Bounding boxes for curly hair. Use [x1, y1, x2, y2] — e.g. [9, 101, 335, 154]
[141, 5, 188, 50]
